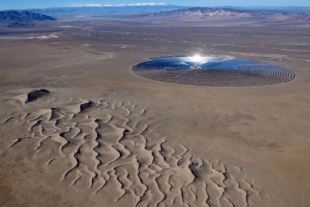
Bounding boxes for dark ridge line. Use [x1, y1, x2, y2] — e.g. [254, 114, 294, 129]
[80, 101, 94, 112]
[25, 89, 50, 103]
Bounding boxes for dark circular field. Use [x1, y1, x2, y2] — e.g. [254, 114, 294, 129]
[132, 56, 295, 87]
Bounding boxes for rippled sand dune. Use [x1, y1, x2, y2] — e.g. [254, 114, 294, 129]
[3, 94, 269, 207]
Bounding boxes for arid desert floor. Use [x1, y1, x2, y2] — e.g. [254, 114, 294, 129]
[0, 14, 310, 207]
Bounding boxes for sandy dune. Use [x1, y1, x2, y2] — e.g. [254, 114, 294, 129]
[3, 93, 267, 207]
[0, 88, 301, 207]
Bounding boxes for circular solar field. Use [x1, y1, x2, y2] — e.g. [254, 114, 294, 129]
[132, 56, 295, 87]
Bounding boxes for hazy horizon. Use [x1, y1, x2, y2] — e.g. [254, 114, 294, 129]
[1, 1, 310, 10]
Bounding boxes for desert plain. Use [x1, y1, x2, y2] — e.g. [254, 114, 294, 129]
[0, 13, 310, 207]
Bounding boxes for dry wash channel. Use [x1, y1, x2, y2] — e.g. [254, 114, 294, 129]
[132, 56, 295, 87]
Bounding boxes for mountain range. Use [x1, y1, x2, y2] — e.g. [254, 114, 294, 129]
[138, 7, 310, 20]
[27, 4, 184, 13]
[1, 6, 309, 23]
[69, 3, 167, 7]
[0, 10, 57, 22]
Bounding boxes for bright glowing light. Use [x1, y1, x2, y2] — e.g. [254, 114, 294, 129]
[189, 55, 204, 70]
[191, 55, 204, 63]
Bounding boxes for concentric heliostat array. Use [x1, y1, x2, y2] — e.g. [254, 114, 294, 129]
[132, 56, 295, 87]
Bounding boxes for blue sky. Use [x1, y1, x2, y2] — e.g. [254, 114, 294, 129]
[1, 0, 310, 10]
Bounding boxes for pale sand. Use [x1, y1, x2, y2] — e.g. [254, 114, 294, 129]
[0, 16, 310, 207]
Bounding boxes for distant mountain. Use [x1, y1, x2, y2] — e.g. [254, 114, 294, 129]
[139, 7, 310, 20]
[7, 22, 35, 28]
[271, 12, 310, 20]
[69, 3, 167, 7]
[139, 7, 259, 17]
[0, 10, 57, 22]
[231, 6, 310, 11]
[28, 5, 185, 13]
